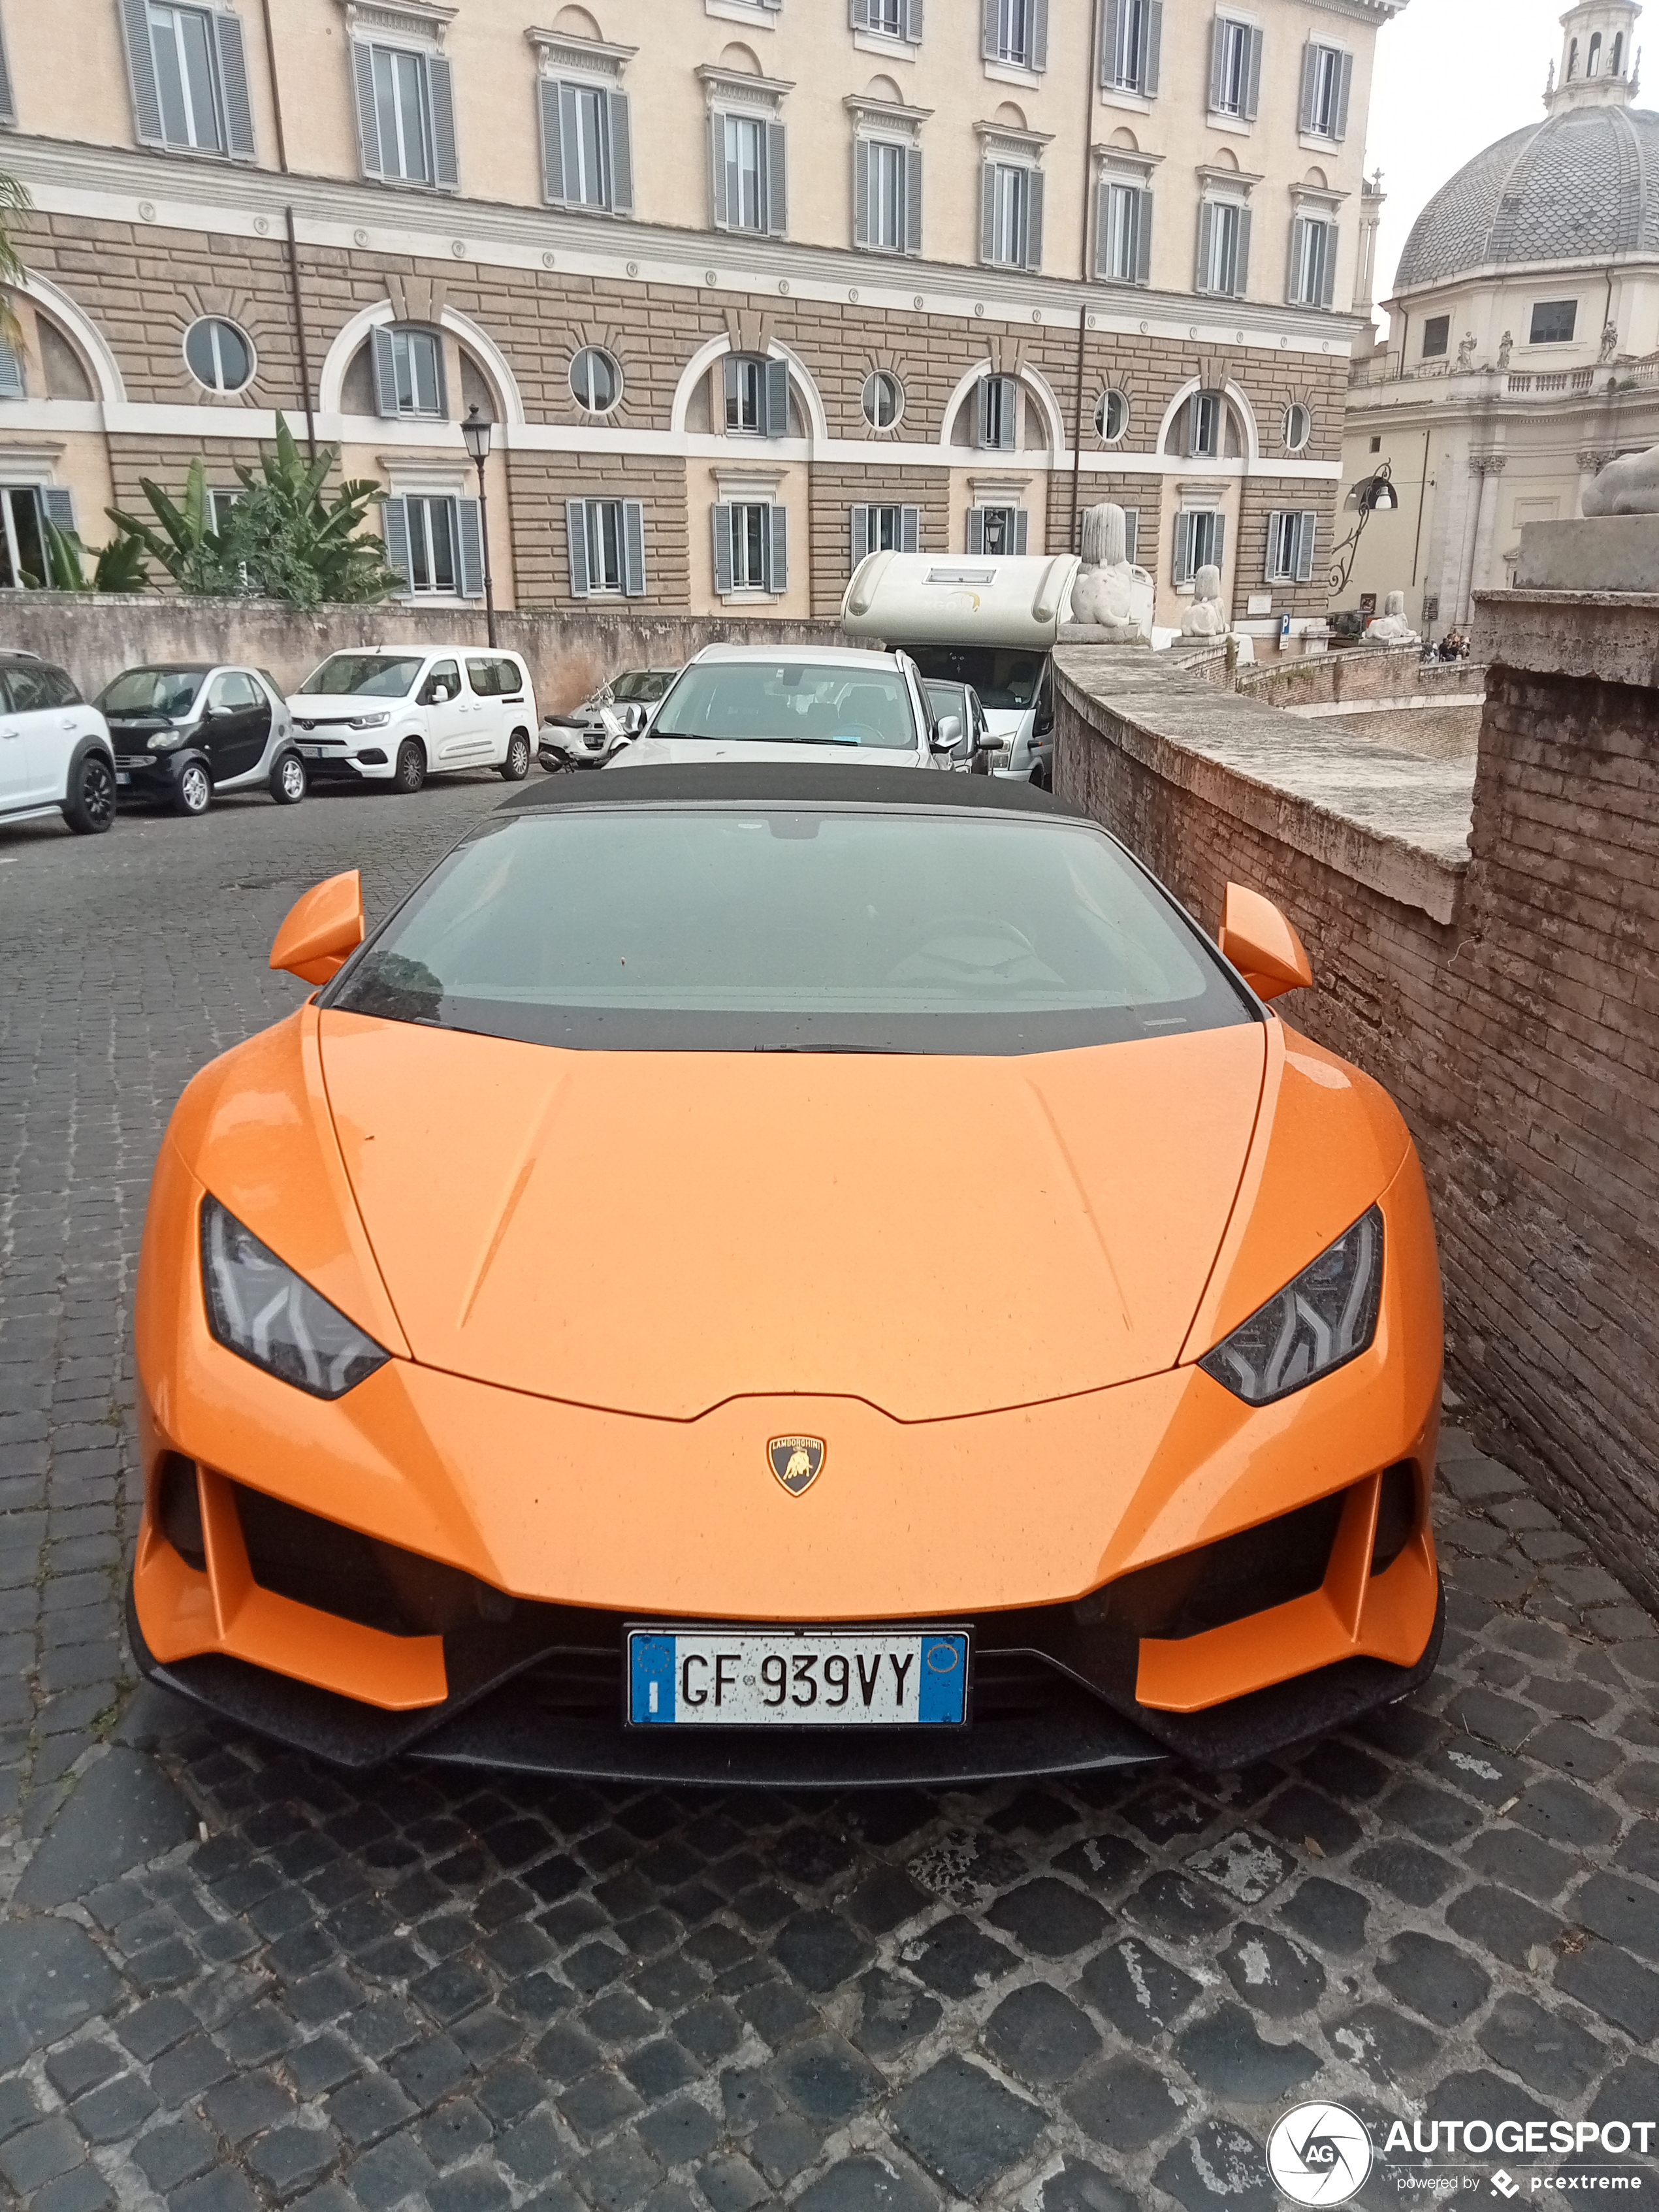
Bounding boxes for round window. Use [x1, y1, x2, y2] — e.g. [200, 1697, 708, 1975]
[1284, 402, 1312, 452]
[1095, 389, 1129, 443]
[863, 370, 904, 431]
[184, 318, 254, 394]
[570, 346, 622, 414]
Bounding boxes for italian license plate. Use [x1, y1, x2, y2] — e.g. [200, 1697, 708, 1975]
[627, 1627, 969, 1727]
[300, 745, 327, 759]
[115, 771, 130, 786]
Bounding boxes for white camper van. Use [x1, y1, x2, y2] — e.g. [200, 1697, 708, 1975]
[840, 552, 1082, 789]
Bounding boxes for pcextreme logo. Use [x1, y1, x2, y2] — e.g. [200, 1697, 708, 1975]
[1268, 2103, 1375, 2204]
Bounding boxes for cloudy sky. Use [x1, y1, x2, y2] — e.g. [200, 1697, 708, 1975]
[1364, 0, 1599, 310]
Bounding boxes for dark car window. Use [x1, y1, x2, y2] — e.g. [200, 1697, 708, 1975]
[299, 654, 423, 698]
[4, 662, 81, 713]
[466, 658, 500, 699]
[327, 805, 1256, 1055]
[420, 660, 460, 706]
[210, 671, 262, 712]
[910, 647, 1043, 712]
[98, 669, 204, 718]
[493, 658, 525, 698]
[610, 671, 673, 703]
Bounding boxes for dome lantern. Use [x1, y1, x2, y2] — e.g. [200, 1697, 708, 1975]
[1548, 0, 1639, 111]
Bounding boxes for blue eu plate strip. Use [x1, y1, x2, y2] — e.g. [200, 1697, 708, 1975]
[630, 1634, 677, 1724]
[918, 1635, 968, 1724]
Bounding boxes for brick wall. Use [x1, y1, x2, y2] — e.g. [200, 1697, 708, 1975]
[1054, 618, 1659, 1614]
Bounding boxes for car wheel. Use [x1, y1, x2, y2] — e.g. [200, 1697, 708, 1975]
[270, 751, 308, 805]
[63, 749, 117, 836]
[393, 739, 427, 794]
[174, 761, 212, 817]
[499, 731, 532, 782]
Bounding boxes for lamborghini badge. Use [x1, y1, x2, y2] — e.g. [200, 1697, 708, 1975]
[768, 1435, 826, 1496]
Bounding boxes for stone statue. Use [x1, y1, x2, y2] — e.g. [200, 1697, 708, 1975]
[1180, 564, 1229, 639]
[1062, 502, 1153, 644]
[1496, 331, 1513, 372]
[1455, 333, 1477, 373]
[1366, 590, 1420, 646]
[1582, 445, 1659, 514]
[1599, 320, 1620, 364]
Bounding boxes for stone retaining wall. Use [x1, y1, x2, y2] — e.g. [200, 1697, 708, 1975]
[1055, 615, 1659, 1614]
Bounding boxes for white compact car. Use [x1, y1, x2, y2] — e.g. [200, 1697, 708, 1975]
[609, 645, 947, 771]
[288, 648, 539, 793]
[0, 650, 118, 835]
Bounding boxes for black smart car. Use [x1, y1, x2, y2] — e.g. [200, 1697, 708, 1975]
[99, 664, 306, 816]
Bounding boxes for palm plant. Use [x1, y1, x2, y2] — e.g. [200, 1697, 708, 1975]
[30, 518, 150, 593]
[0, 170, 34, 353]
[217, 415, 400, 607]
[106, 459, 240, 596]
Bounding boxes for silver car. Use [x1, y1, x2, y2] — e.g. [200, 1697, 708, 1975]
[540, 666, 679, 770]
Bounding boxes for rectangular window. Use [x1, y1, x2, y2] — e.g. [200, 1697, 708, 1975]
[1289, 215, 1337, 308]
[1189, 391, 1223, 458]
[405, 496, 457, 594]
[1266, 509, 1317, 584]
[374, 326, 445, 418]
[979, 373, 1019, 451]
[541, 80, 634, 214]
[712, 502, 787, 594]
[1301, 42, 1351, 139]
[567, 498, 645, 598]
[726, 355, 762, 433]
[1101, 180, 1152, 283]
[967, 505, 1028, 556]
[1209, 16, 1262, 120]
[1530, 300, 1578, 345]
[725, 113, 765, 232]
[984, 162, 1039, 268]
[1421, 314, 1450, 359]
[0, 486, 46, 590]
[733, 502, 770, 590]
[565, 84, 607, 206]
[1174, 507, 1225, 585]
[1106, 0, 1162, 93]
[148, 4, 223, 151]
[1197, 199, 1249, 297]
[372, 46, 432, 183]
[996, 0, 1031, 62]
[869, 140, 905, 249]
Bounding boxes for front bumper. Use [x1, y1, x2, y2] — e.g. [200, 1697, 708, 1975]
[294, 745, 393, 781]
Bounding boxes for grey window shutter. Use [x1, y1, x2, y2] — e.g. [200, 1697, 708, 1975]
[712, 504, 735, 594]
[901, 505, 920, 552]
[981, 0, 999, 60]
[765, 120, 788, 236]
[1024, 169, 1044, 271]
[763, 355, 791, 440]
[0, 14, 15, 126]
[1173, 509, 1195, 583]
[120, 0, 166, 146]
[903, 0, 924, 40]
[1144, 1, 1163, 93]
[1289, 215, 1308, 304]
[1210, 517, 1227, 574]
[854, 138, 873, 249]
[351, 41, 383, 176]
[1334, 50, 1353, 140]
[431, 330, 451, 418]
[709, 114, 728, 227]
[622, 501, 646, 597]
[1296, 512, 1317, 585]
[1319, 222, 1337, 308]
[851, 505, 870, 568]
[979, 163, 997, 264]
[371, 325, 398, 417]
[1094, 180, 1112, 280]
[212, 12, 257, 160]
[1134, 187, 1153, 282]
[1208, 19, 1228, 110]
[1013, 511, 1029, 554]
[1123, 509, 1139, 562]
[557, 85, 584, 202]
[966, 508, 986, 554]
[1029, 0, 1049, 70]
[539, 80, 564, 204]
[1299, 43, 1319, 133]
[0, 343, 21, 398]
[1101, 0, 1120, 84]
[1197, 201, 1216, 293]
[850, 0, 873, 25]
[1243, 26, 1263, 120]
[607, 89, 634, 214]
[566, 500, 591, 596]
[1234, 206, 1252, 295]
[977, 378, 993, 449]
[457, 499, 485, 597]
[903, 147, 924, 253]
[428, 54, 459, 189]
[382, 497, 411, 587]
[1000, 377, 1019, 451]
[1265, 511, 1284, 583]
[767, 505, 788, 594]
[41, 486, 76, 532]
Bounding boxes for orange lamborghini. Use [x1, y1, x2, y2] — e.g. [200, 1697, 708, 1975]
[129, 765, 1443, 1784]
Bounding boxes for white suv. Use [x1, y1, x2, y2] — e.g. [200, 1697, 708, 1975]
[0, 650, 118, 835]
[287, 647, 539, 793]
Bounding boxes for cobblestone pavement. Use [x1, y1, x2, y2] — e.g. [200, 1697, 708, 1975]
[1, 780, 1657, 2212]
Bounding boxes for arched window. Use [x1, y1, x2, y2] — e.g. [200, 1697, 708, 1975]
[1611, 31, 1625, 73]
[1588, 32, 1603, 74]
[1568, 36, 1580, 77]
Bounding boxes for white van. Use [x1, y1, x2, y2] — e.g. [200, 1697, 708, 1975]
[288, 647, 538, 793]
[841, 553, 1082, 789]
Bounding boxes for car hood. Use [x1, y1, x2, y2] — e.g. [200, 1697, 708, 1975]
[287, 694, 410, 720]
[313, 1012, 1269, 1421]
[609, 736, 923, 770]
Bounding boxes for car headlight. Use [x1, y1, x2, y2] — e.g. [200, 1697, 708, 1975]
[1200, 1206, 1383, 1406]
[349, 712, 391, 730]
[147, 729, 185, 751]
[201, 1196, 389, 1399]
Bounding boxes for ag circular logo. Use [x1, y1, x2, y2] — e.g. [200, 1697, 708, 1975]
[1267, 2103, 1374, 2205]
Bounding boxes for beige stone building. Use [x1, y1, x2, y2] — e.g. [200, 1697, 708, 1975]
[1342, 0, 1659, 634]
[1, 0, 1398, 632]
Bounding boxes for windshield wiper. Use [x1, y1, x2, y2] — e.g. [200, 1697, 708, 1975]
[752, 1042, 905, 1053]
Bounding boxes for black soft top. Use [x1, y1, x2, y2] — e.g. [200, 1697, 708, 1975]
[497, 763, 1082, 818]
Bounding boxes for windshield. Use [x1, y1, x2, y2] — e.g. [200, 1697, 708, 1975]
[926, 682, 969, 722]
[653, 663, 918, 750]
[609, 671, 674, 703]
[326, 805, 1254, 1054]
[99, 669, 205, 719]
[909, 647, 1044, 713]
[298, 654, 424, 699]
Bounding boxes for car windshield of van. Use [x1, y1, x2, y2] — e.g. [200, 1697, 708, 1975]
[652, 664, 918, 749]
[325, 805, 1255, 1054]
[298, 655, 425, 699]
[609, 671, 673, 703]
[910, 647, 1042, 712]
[99, 669, 206, 720]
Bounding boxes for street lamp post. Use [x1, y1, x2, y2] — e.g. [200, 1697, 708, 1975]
[462, 404, 498, 648]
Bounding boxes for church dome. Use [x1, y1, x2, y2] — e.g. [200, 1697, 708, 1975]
[1396, 102, 1659, 291]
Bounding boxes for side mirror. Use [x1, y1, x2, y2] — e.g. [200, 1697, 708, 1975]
[930, 714, 964, 754]
[1219, 883, 1312, 1002]
[270, 870, 364, 986]
[973, 729, 1003, 753]
[623, 703, 648, 735]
